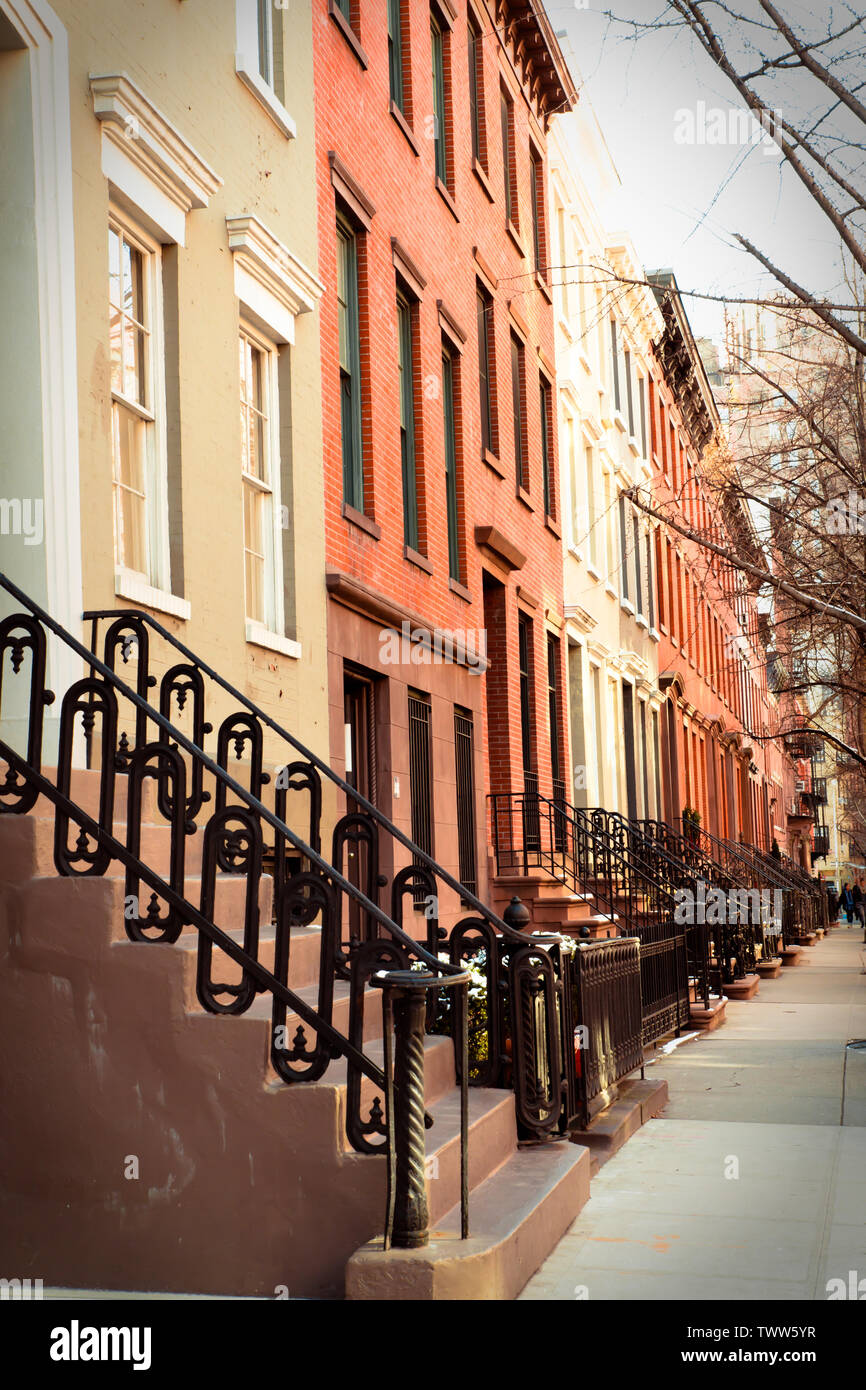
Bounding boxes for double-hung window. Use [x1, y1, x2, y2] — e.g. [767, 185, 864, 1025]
[610, 319, 621, 414]
[397, 290, 418, 550]
[337, 215, 363, 511]
[511, 333, 525, 489]
[500, 86, 515, 224]
[443, 345, 460, 581]
[431, 13, 448, 185]
[539, 374, 553, 517]
[468, 13, 484, 165]
[109, 217, 168, 588]
[477, 285, 494, 455]
[239, 325, 280, 630]
[256, 0, 284, 95]
[388, 0, 405, 112]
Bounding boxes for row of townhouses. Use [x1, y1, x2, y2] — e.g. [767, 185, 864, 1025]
[0, 0, 823, 1301]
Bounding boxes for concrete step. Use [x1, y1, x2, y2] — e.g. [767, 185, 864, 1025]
[346, 1140, 591, 1300]
[425, 1087, 517, 1226]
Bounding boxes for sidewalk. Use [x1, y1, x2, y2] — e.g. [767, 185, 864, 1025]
[520, 928, 866, 1301]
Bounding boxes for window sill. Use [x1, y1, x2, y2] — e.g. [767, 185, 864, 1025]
[115, 571, 190, 620]
[342, 501, 381, 539]
[535, 270, 552, 303]
[505, 218, 524, 257]
[544, 513, 561, 539]
[613, 411, 628, 434]
[328, 1, 369, 67]
[482, 448, 505, 478]
[245, 620, 301, 661]
[635, 614, 649, 631]
[389, 100, 419, 155]
[627, 434, 640, 457]
[436, 177, 459, 222]
[620, 597, 635, 616]
[649, 627, 661, 644]
[557, 313, 574, 344]
[567, 543, 583, 561]
[604, 582, 617, 600]
[587, 563, 602, 582]
[516, 484, 534, 512]
[235, 58, 296, 139]
[471, 156, 494, 202]
[404, 544, 433, 574]
[448, 576, 472, 603]
[578, 349, 593, 376]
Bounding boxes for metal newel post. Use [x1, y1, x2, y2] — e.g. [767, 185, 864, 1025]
[374, 966, 471, 1251]
[390, 977, 431, 1249]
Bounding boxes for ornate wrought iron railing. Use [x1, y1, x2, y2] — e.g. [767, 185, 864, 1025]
[77, 596, 577, 1141]
[587, 808, 756, 987]
[572, 936, 643, 1129]
[489, 790, 693, 1045]
[681, 817, 795, 961]
[0, 573, 574, 1241]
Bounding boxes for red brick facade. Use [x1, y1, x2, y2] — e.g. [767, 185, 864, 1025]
[312, 0, 575, 920]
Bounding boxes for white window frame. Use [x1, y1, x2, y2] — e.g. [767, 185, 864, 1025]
[108, 209, 172, 599]
[239, 319, 284, 637]
[235, 0, 297, 139]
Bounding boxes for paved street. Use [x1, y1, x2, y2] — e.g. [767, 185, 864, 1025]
[520, 929, 866, 1301]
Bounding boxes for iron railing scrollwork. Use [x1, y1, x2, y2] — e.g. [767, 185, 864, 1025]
[1, 571, 578, 1251]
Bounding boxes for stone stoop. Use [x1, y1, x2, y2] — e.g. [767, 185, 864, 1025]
[567, 1079, 669, 1177]
[690, 996, 728, 1031]
[780, 945, 805, 966]
[756, 958, 783, 979]
[490, 871, 619, 940]
[0, 780, 590, 1302]
[723, 973, 760, 1000]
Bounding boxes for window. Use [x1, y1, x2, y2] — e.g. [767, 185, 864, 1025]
[397, 290, 418, 550]
[539, 374, 553, 517]
[388, 0, 405, 113]
[610, 320, 621, 413]
[408, 689, 434, 899]
[443, 346, 460, 581]
[618, 492, 629, 602]
[547, 634, 563, 791]
[256, 0, 284, 97]
[511, 332, 525, 489]
[239, 326, 281, 629]
[633, 509, 643, 617]
[109, 217, 168, 587]
[477, 285, 494, 455]
[500, 86, 515, 224]
[431, 13, 448, 185]
[624, 347, 635, 435]
[518, 614, 535, 781]
[337, 215, 363, 510]
[530, 148, 545, 277]
[638, 376, 648, 457]
[556, 207, 571, 318]
[234, 0, 294, 137]
[585, 444, 598, 566]
[646, 531, 656, 629]
[468, 13, 484, 165]
[454, 707, 477, 897]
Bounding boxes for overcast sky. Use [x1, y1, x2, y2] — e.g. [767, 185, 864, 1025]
[549, 0, 856, 343]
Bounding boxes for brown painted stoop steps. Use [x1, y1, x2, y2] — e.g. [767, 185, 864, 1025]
[0, 770, 590, 1301]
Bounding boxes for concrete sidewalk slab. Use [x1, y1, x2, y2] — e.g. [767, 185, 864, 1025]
[520, 931, 866, 1302]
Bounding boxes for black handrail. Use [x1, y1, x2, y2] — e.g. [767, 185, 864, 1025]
[81, 603, 557, 952]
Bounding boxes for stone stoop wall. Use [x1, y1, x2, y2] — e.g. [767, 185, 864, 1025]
[0, 822, 385, 1300]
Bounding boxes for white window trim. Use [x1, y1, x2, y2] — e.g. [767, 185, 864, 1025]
[109, 210, 173, 597]
[91, 72, 222, 247]
[235, 0, 297, 139]
[114, 570, 191, 620]
[245, 619, 301, 661]
[240, 320, 284, 636]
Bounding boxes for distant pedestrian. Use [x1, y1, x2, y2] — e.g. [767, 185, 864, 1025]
[841, 883, 855, 924]
[856, 879, 866, 935]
